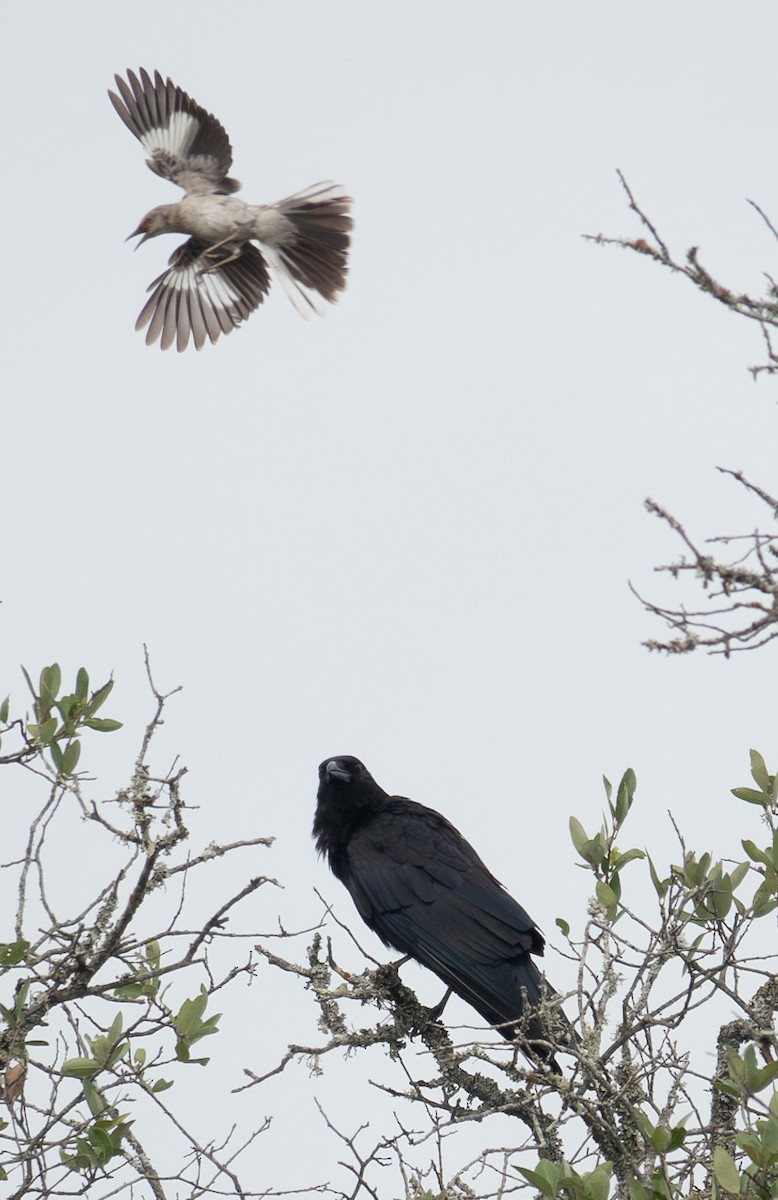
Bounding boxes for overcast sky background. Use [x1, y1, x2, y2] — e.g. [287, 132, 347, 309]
[3, 2, 778, 1192]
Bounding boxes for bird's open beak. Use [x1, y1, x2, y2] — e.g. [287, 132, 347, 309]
[126, 228, 148, 249]
[325, 760, 352, 782]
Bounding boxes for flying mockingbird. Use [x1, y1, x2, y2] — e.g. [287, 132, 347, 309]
[109, 69, 353, 351]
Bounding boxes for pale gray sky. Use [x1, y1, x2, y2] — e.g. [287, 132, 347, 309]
[3, 1, 778, 1189]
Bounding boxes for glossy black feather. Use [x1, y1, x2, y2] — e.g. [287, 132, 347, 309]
[314, 756, 574, 1066]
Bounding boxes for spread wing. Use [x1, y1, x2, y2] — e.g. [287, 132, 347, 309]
[109, 68, 239, 195]
[342, 803, 548, 1029]
[136, 241, 270, 351]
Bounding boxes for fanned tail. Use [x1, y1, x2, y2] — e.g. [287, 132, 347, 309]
[261, 183, 353, 317]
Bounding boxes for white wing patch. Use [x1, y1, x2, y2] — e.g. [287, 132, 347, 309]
[140, 112, 198, 162]
[135, 241, 270, 351]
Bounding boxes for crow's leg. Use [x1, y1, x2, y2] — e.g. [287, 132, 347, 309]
[427, 987, 453, 1022]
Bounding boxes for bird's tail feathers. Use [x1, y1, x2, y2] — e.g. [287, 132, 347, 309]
[265, 182, 353, 317]
[423, 942, 576, 1067]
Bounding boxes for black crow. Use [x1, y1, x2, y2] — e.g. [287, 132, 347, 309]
[314, 755, 573, 1066]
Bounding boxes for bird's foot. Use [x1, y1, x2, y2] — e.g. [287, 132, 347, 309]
[426, 987, 452, 1024]
[198, 237, 242, 273]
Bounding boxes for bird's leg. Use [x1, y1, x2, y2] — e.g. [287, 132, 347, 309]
[427, 987, 452, 1023]
[198, 236, 242, 273]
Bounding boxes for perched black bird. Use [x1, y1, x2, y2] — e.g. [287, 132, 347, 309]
[314, 756, 573, 1065]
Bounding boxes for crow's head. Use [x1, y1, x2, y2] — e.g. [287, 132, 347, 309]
[314, 757, 388, 859]
[319, 756, 371, 786]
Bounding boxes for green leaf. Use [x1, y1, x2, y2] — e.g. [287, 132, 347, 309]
[728, 862, 750, 892]
[651, 1125, 671, 1153]
[732, 787, 770, 807]
[49, 742, 64, 772]
[615, 768, 637, 825]
[0, 695, 9, 724]
[174, 987, 221, 1061]
[0, 940, 29, 967]
[737, 1131, 767, 1169]
[108, 1119, 133, 1149]
[82, 1080, 104, 1116]
[62, 1140, 94, 1171]
[569, 816, 589, 858]
[596, 880, 618, 913]
[87, 1125, 114, 1163]
[175, 990, 209, 1037]
[151, 1078, 174, 1093]
[762, 1117, 778, 1152]
[748, 1060, 778, 1093]
[752, 878, 778, 918]
[83, 717, 123, 733]
[584, 1162, 613, 1200]
[534, 1160, 566, 1194]
[648, 856, 669, 899]
[517, 1167, 557, 1198]
[90, 1016, 128, 1069]
[75, 668, 89, 701]
[28, 716, 58, 745]
[612, 848, 646, 870]
[12, 979, 30, 1017]
[556, 917, 570, 937]
[742, 839, 769, 866]
[750, 749, 771, 792]
[61, 740, 81, 776]
[708, 877, 732, 920]
[634, 1111, 655, 1142]
[86, 680, 114, 716]
[62, 1057, 100, 1079]
[106, 1012, 124, 1045]
[39, 663, 61, 708]
[668, 1124, 687, 1151]
[106, 1041, 129, 1069]
[647, 1171, 671, 1200]
[713, 1146, 741, 1193]
[114, 981, 146, 1000]
[726, 1050, 746, 1085]
[586, 832, 608, 867]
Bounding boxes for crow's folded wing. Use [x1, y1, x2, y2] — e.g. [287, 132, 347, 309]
[344, 804, 544, 967]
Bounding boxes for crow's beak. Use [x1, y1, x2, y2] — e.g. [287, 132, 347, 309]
[325, 760, 352, 782]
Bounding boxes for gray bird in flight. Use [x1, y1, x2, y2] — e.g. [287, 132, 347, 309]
[109, 69, 353, 351]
